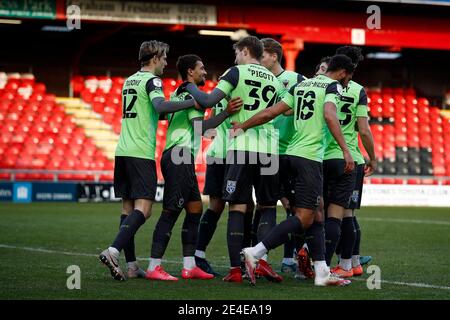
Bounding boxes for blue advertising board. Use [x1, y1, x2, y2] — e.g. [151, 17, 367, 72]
[0, 183, 13, 201]
[32, 183, 78, 202]
[13, 183, 32, 203]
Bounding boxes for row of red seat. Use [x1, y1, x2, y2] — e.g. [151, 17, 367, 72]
[2, 73, 450, 187]
[74, 76, 450, 181]
[366, 178, 450, 185]
[0, 74, 114, 181]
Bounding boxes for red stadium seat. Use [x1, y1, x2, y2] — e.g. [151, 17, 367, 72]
[0, 173, 11, 180]
[407, 179, 421, 185]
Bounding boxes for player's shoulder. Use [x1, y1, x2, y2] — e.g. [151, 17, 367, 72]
[220, 65, 239, 78]
[171, 85, 192, 101]
[348, 80, 364, 92]
[284, 70, 305, 80]
[219, 66, 240, 86]
[347, 80, 368, 104]
[344, 80, 367, 101]
[323, 77, 343, 96]
[145, 74, 163, 94]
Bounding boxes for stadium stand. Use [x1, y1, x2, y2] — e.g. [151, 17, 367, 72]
[363, 88, 450, 184]
[0, 72, 114, 183]
[1, 72, 450, 190]
[71, 75, 214, 190]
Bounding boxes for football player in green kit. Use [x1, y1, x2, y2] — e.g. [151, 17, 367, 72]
[236, 54, 355, 286]
[258, 38, 307, 276]
[99, 41, 204, 281]
[183, 36, 282, 283]
[324, 47, 376, 278]
[298, 53, 375, 280]
[194, 97, 257, 279]
[146, 54, 242, 281]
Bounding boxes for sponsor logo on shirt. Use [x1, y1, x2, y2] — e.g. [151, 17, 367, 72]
[153, 78, 162, 88]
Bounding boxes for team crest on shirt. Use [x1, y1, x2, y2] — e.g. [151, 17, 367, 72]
[226, 180, 237, 194]
[350, 190, 360, 203]
[282, 79, 289, 88]
[178, 197, 185, 208]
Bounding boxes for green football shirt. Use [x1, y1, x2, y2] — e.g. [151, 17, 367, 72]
[272, 71, 306, 155]
[282, 74, 342, 162]
[164, 86, 205, 157]
[206, 98, 230, 159]
[216, 63, 280, 154]
[324, 80, 368, 165]
[115, 71, 164, 160]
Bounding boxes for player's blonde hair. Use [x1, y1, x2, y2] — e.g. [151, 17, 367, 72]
[139, 40, 169, 66]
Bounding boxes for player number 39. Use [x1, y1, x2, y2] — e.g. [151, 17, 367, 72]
[221, 304, 272, 315]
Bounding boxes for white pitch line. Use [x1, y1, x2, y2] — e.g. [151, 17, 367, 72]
[1, 243, 450, 291]
[350, 277, 450, 291]
[358, 217, 450, 226]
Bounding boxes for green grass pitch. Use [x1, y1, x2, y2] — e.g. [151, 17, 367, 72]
[0, 202, 449, 300]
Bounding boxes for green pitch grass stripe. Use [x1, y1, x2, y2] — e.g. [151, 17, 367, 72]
[2, 243, 450, 292]
[358, 217, 450, 226]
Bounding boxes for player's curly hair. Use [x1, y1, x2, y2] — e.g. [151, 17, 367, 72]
[335, 46, 364, 67]
[327, 54, 355, 74]
[176, 54, 202, 81]
[233, 36, 263, 60]
[139, 40, 169, 66]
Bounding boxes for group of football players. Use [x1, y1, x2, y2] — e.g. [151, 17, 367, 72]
[99, 35, 376, 287]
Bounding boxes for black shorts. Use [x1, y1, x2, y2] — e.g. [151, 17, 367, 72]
[323, 159, 357, 209]
[114, 156, 157, 200]
[222, 150, 279, 205]
[289, 155, 323, 210]
[161, 146, 201, 211]
[203, 156, 226, 198]
[279, 155, 295, 205]
[349, 164, 365, 210]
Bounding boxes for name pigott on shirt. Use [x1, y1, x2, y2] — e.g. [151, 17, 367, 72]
[249, 69, 274, 81]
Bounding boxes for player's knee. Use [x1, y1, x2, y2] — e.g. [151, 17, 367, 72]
[121, 199, 134, 215]
[134, 199, 153, 218]
[295, 211, 315, 229]
[186, 201, 203, 214]
[344, 209, 354, 218]
[301, 218, 314, 229]
[229, 203, 247, 213]
[160, 209, 182, 227]
[327, 203, 345, 219]
[209, 197, 225, 214]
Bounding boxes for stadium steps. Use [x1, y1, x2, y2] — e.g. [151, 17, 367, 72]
[56, 97, 118, 160]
